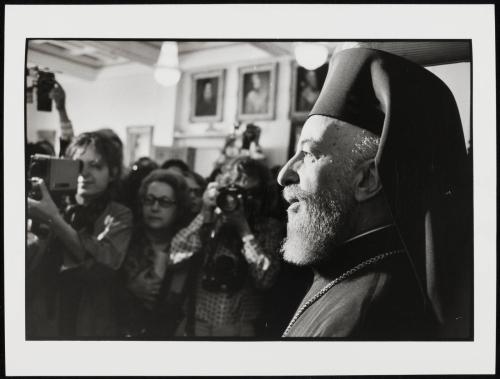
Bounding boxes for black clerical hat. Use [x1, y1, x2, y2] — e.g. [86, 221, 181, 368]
[311, 48, 473, 338]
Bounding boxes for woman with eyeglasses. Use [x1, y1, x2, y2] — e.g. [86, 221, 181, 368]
[160, 159, 207, 220]
[120, 169, 195, 337]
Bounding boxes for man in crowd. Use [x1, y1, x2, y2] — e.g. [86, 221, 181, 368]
[278, 48, 472, 339]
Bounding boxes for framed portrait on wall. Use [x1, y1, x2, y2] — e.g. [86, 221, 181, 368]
[290, 61, 329, 120]
[237, 62, 277, 121]
[126, 125, 154, 165]
[190, 69, 225, 123]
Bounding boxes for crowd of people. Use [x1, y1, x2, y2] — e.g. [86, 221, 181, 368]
[26, 82, 310, 339]
[26, 47, 473, 340]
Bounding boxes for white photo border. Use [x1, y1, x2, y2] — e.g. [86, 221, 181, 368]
[4, 3, 496, 376]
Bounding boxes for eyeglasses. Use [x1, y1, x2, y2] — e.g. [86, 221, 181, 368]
[142, 195, 177, 209]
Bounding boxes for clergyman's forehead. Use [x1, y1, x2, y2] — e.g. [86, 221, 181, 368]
[299, 115, 365, 155]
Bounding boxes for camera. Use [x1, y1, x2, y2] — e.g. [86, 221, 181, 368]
[36, 70, 56, 112]
[241, 123, 261, 150]
[202, 250, 247, 293]
[216, 184, 246, 213]
[28, 154, 81, 201]
[26, 67, 56, 112]
[27, 155, 81, 238]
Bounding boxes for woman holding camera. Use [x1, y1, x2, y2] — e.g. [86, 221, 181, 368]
[120, 169, 196, 337]
[175, 157, 284, 337]
[27, 132, 133, 338]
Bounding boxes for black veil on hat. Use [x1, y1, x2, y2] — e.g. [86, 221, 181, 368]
[310, 48, 472, 338]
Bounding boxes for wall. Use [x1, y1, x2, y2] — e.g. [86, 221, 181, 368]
[27, 46, 471, 176]
[26, 61, 177, 165]
[426, 62, 471, 149]
[174, 45, 472, 176]
[174, 43, 293, 176]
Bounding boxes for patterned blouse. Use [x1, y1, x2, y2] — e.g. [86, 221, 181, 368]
[171, 212, 284, 327]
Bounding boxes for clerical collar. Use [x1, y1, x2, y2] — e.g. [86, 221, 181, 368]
[316, 224, 405, 280]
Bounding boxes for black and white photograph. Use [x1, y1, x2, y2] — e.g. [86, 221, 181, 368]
[4, 3, 496, 377]
[22, 35, 476, 347]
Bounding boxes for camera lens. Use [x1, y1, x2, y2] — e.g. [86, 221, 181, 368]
[219, 193, 238, 212]
[214, 255, 235, 274]
[216, 185, 246, 213]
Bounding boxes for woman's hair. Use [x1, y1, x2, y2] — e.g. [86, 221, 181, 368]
[218, 156, 268, 183]
[65, 131, 124, 181]
[160, 158, 190, 174]
[137, 169, 192, 231]
[130, 156, 159, 174]
[95, 128, 123, 149]
[218, 156, 276, 218]
[190, 170, 207, 191]
[33, 140, 56, 156]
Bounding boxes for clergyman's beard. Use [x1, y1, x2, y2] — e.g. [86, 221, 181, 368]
[280, 184, 354, 267]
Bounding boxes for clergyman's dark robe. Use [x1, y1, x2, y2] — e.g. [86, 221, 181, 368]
[284, 225, 436, 339]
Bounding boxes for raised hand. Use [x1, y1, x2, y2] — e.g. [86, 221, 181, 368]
[27, 178, 60, 224]
[128, 268, 162, 309]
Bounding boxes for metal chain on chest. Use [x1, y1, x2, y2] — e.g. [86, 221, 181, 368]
[282, 249, 404, 337]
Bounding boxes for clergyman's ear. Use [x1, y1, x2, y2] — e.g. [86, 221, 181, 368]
[353, 159, 383, 202]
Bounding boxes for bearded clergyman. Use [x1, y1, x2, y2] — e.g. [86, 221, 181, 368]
[278, 48, 473, 339]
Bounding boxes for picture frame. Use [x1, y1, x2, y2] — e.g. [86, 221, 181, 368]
[290, 61, 329, 120]
[125, 125, 154, 166]
[237, 62, 277, 121]
[153, 145, 196, 169]
[190, 69, 225, 123]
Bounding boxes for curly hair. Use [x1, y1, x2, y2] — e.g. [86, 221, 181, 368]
[137, 169, 192, 231]
[160, 159, 190, 174]
[218, 156, 277, 218]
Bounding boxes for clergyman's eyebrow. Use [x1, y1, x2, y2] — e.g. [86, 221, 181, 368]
[297, 138, 323, 153]
[299, 138, 314, 146]
[298, 138, 316, 147]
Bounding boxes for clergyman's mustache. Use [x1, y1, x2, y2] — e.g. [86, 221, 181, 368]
[283, 185, 310, 204]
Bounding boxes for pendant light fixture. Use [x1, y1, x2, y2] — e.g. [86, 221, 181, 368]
[294, 42, 329, 70]
[154, 41, 181, 87]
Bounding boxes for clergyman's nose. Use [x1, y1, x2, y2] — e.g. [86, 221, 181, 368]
[277, 159, 299, 187]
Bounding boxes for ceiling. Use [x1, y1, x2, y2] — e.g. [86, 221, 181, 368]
[27, 40, 471, 80]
